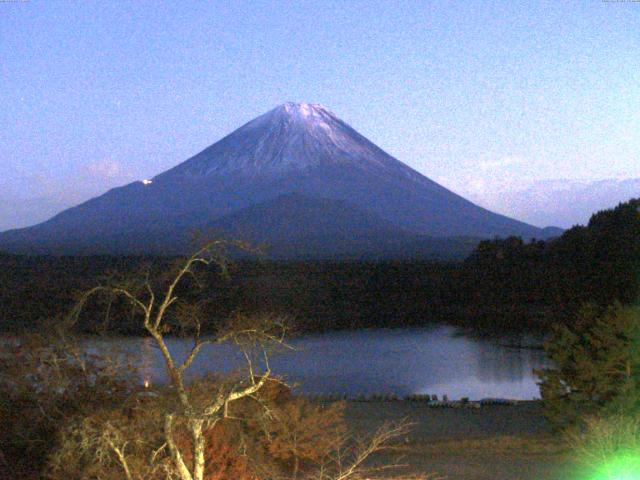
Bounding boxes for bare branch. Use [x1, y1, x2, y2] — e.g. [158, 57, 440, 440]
[164, 414, 193, 480]
[317, 420, 415, 480]
[177, 339, 213, 374]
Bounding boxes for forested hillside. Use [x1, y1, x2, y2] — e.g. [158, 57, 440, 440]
[1, 199, 637, 335]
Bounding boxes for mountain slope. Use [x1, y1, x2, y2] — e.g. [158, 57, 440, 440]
[0, 102, 557, 256]
[207, 193, 478, 259]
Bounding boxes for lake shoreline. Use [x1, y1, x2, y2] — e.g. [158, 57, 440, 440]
[344, 400, 569, 479]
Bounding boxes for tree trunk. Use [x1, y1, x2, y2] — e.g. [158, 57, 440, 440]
[293, 454, 300, 480]
[191, 419, 206, 480]
[165, 414, 193, 480]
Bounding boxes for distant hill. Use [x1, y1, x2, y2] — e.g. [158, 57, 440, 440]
[0, 102, 559, 257]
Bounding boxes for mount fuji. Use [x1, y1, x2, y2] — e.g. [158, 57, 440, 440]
[0, 103, 560, 257]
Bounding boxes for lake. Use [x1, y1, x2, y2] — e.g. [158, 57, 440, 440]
[99, 325, 547, 401]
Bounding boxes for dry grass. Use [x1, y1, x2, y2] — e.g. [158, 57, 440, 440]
[406, 434, 566, 456]
[343, 402, 570, 479]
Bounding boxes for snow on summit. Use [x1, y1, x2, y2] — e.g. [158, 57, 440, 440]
[280, 102, 331, 118]
[159, 102, 415, 179]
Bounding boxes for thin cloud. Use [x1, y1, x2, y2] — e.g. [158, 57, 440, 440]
[478, 156, 523, 171]
[81, 159, 125, 180]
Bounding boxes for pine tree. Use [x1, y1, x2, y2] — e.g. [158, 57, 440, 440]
[537, 303, 640, 430]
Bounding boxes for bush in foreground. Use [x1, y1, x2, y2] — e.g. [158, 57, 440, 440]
[565, 415, 640, 478]
[537, 303, 640, 430]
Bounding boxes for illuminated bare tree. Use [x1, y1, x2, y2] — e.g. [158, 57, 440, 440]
[69, 240, 289, 480]
[63, 240, 428, 480]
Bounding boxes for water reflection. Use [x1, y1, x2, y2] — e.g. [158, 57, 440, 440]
[95, 326, 548, 400]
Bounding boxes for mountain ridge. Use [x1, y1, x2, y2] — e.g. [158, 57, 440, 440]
[0, 102, 561, 257]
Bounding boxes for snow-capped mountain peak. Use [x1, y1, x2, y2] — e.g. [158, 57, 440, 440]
[279, 102, 333, 118]
[0, 102, 557, 256]
[257, 102, 342, 136]
[158, 102, 404, 179]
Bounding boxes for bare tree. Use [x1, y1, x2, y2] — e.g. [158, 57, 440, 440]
[63, 239, 429, 480]
[69, 240, 289, 480]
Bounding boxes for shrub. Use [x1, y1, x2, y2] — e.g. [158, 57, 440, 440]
[0, 332, 136, 478]
[261, 398, 346, 478]
[565, 415, 640, 477]
[537, 303, 640, 430]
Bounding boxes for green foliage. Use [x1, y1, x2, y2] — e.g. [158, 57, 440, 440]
[564, 414, 640, 474]
[537, 304, 640, 430]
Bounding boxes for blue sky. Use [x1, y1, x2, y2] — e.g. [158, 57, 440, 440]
[1, 0, 639, 229]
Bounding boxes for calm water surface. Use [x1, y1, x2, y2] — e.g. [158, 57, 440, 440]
[98, 326, 547, 400]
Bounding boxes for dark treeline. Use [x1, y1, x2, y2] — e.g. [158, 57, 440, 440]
[464, 198, 640, 319]
[1, 199, 638, 335]
[0, 255, 465, 333]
